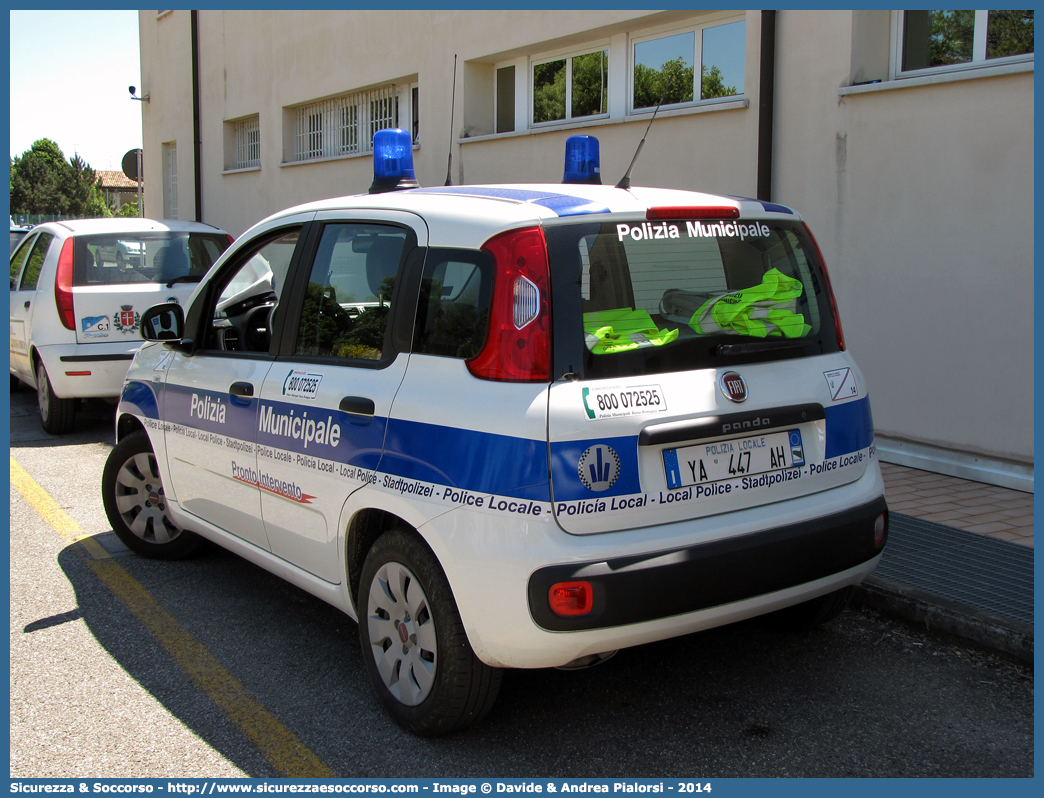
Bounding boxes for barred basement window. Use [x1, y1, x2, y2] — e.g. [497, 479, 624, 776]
[233, 116, 260, 169]
[293, 85, 398, 162]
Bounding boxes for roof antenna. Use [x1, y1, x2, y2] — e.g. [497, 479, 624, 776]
[445, 53, 458, 186]
[616, 85, 668, 190]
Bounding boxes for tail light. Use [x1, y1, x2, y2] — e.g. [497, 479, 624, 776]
[467, 226, 551, 382]
[225, 234, 235, 246]
[802, 223, 846, 351]
[54, 238, 76, 331]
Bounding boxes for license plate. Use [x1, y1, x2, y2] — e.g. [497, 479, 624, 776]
[663, 429, 805, 490]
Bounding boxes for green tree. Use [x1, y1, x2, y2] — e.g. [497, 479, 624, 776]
[633, 57, 694, 109]
[116, 200, 140, 218]
[928, 10, 975, 66]
[986, 10, 1034, 59]
[701, 64, 738, 100]
[533, 60, 566, 123]
[10, 139, 70, 215]
[10, 139, 111, 218]
[65, 154, 110, 217]
[571, 51, 608, 118]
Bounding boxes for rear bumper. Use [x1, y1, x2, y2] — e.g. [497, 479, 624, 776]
[529, 497, 888, 632]
[36, 342, 140, 398]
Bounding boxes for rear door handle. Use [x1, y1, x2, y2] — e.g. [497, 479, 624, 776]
[24, 301, 30, 310]
[339, 396, 375, 425]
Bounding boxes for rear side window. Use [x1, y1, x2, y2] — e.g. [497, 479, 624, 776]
[18, 232, 55, 291]
[546, 219, 839, 380]
[412, 249, 493, 359]
[71, 232, 230, 287]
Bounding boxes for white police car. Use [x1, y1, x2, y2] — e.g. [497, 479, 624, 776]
[102, 130, 887, 735]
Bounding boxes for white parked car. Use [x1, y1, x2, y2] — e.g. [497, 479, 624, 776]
[103, 131, 888, 735]
[9, 217, 232, 433]
[10, 221, 31, 255]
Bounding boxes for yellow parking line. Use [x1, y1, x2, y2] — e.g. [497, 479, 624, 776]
[10, 457, 336, 778]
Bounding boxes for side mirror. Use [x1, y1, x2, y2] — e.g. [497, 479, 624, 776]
[140, 302, 185, 342]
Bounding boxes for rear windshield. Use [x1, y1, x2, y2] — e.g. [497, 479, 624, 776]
[72, 232, 230, 287]
[545, 219, 841, 380]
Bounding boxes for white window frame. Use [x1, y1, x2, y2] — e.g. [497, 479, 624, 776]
[232, 115, 261, 170]
[529, 42, 611, 128]
[287, 83, 415, 165]
[628, 14, 747, 115]
[891, 10, 1034, 80]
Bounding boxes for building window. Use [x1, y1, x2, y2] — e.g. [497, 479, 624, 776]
[163, 141, 177, 220]
[233, 116, 260, 169]
[291, 85, 402, 163]
[898, 10, 1033, 75]
[496, 66, 515, 133]
[632, 19, 745, 111]
[532, 47, 608, 125]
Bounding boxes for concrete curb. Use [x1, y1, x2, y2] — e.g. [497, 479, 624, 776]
[852, 575, 1034, 664]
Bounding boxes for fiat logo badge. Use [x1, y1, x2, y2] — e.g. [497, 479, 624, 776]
[720, 371, 748, 403]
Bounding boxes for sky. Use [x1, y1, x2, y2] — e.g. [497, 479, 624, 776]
[10, 9, 142, 173]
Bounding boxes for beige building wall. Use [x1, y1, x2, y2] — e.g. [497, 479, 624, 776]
[136, 9, 1034, 486]
[771, 10, 1033, 477]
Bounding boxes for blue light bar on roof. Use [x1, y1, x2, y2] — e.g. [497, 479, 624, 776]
[563, 135, 601, 185]
[369, 128, 420, 194]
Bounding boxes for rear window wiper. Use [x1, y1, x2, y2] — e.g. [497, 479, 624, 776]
[716, 340, 805, 357]
[166, 274, 205, 288]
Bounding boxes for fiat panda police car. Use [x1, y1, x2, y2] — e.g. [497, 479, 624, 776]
[102, 130, 887, 736]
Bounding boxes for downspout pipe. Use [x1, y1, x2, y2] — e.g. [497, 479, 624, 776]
[757, 10, 776, 202]
[191, 10, 203, 222]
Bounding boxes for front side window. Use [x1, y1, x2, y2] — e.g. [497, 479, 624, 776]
[293, 224, 408, 361]
[203, 229, 300, 353]
[633, 20, 745, 111]
[546, 219, 838, 380]
[899, 10, 1034, 75]
[533, 48, 608, 125]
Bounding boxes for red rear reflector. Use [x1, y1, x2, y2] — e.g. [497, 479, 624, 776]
[54, 238, 76, 331]
[64, 371, 91, 377]
[467, 227, 551, 382]
[549, 581, 593, 617]
[874, 513, 887, 547]
[801, 223, 846, 351]
[647, 206, 739, 221]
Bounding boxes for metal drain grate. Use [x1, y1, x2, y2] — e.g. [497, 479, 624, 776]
[875, 513, 1034, 625]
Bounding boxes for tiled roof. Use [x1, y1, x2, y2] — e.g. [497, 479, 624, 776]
[96, 170, 140, 189]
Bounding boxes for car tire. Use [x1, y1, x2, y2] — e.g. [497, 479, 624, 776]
[36, 361, 75, 434]
[764, 586, 855, 632]
[11, 373, 21, 392]
[102, 430, 202, 559]
[358, 528, 502, 736]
